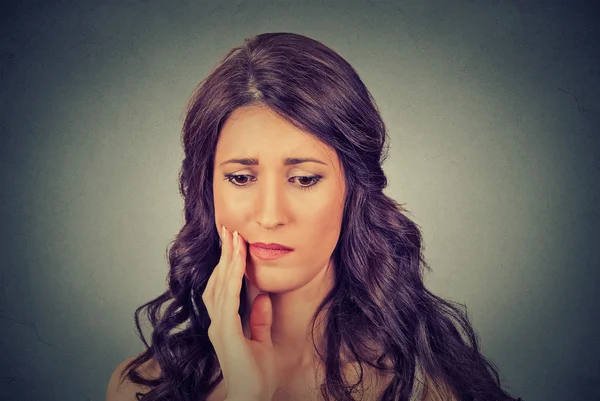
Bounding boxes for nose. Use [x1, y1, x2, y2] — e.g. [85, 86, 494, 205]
[255, 174, 289, 229]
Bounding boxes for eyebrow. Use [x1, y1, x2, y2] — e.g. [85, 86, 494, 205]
[219, 157, 328, 167]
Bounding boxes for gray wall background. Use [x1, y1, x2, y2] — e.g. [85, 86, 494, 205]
[1, 1, 598, 400]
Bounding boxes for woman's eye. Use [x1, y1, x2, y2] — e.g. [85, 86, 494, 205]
[224, 174, 322, 191]
[297, 176, 313, 186]
[228, 175, 250, 185]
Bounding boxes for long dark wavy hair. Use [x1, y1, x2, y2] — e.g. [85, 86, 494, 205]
[119, 32, 522, 401]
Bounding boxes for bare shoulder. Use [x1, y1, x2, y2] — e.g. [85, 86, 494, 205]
[106, 354, 227, 401]
[106, 355, 161, 401]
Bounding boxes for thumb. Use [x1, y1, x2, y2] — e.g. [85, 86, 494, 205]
[250, 293, 273, 345]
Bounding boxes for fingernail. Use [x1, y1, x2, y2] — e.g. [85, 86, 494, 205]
[222, 225, 226, 238]
[233, 231, 239, 249]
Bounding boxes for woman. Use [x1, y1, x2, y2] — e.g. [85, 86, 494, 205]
[106, 32, 522, 401]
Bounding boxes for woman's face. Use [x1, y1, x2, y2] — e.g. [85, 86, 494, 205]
[212, 105, 346, 293]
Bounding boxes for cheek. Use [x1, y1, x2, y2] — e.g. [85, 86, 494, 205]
[213, 190, 244, 225]
[302, 202, 343, 252]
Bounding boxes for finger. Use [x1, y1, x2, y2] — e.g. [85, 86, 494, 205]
[205, 226, 228, 291]
[219, 230, 245, 334]
[221, 230, 243, 309]
[214, 225, 233, 306]
[228, 231, 247, 293]
[250, 293, 273, 345]
[219, 225, 233, 267]
[224, 230, 240, 282]
[205, 225, 231, 312]
[217, 227, 241, 313]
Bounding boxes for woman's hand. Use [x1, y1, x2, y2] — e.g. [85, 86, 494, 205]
[202, 225, 279, 401]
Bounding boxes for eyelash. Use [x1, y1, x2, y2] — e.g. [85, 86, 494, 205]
[224, 174, 323, 191]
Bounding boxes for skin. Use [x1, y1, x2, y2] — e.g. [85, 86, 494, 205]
[212, 104, 346, 379]
[106, 105, 439, 400]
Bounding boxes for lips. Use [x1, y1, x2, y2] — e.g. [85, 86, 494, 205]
[250, 242, 293, 251]
[249, 243, 294, 261]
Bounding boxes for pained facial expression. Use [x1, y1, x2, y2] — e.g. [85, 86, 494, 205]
[212, 105, 346, 293]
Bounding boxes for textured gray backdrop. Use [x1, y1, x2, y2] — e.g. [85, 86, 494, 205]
[1, 1, 599, 400]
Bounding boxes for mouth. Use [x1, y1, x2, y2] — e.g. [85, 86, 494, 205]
[249, 243, 294, 260]
[250, 242, 294, 251]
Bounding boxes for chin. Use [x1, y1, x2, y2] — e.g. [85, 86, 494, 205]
[244, 265, 304, 294]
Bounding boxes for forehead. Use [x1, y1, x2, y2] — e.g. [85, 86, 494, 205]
[216, 106, 338, 165]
